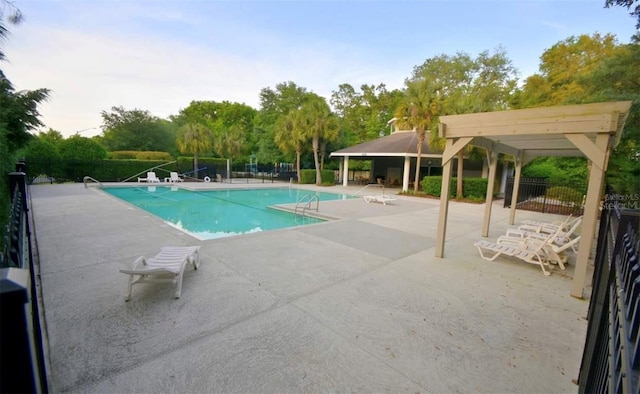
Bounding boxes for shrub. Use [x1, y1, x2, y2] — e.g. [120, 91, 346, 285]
[110, 151, 173, 160]
[422, 176, 488, 200]
[298, 169, 335, 184]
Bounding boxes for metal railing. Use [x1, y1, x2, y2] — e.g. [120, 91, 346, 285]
[0, 164, 49, 393]
[504, 176, 586, 216]
[578, 187, 640, 393]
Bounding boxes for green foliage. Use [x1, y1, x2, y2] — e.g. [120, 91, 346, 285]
[299, 169, 336, 184]
[462, 177, 490, 200]
[522, 157, 588, 185]
[101, 106, 176, 152]
[299, 169, 315, 184]
[516, 34, 621, 107]
[58, 135, 108, 160]
[421, 176, 488, 200]
[109, 151, 173, 160]
[23, 138, 61, 160]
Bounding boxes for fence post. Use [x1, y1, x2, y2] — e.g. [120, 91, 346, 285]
[0, 268, 40, 393]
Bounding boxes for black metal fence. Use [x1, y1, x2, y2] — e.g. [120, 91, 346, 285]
[504, 176, 586, 216]
[1, 163, 49, 393]
[578, 187, 640, 393]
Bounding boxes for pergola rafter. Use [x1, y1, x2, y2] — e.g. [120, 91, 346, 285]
[435, 101, 633, 298]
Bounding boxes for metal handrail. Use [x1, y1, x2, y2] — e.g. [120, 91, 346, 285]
[294, 193, 319, 218]
[83, 176, 103, 188]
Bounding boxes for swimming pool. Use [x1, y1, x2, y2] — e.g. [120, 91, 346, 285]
[102, 186, 353, 240]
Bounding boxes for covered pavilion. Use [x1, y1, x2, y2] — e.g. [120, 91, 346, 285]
[330, 130, 443, 192]
[435, 101, 633, 297]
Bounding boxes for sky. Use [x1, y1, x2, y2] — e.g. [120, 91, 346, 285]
[2, 0, 638, 138]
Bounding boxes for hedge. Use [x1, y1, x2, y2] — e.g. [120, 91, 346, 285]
[299, 169, 335, 185]
[26, 156, 229, 183]
[421, 176, 488, 200]
[109, 151, 173, 160]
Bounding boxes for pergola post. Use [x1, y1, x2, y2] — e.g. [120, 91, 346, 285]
[509, 154, 523, 225]
[342, 156, 349, 187]
[481, 149, 498, 237]
[436, 139, 455, 258]
[568, 133, 610, 298]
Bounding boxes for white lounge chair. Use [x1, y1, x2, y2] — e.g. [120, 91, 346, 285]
[138, 172, 161, 183]
[119, 246, 200, 300]
[497, 230, 581, 269]
[475, 228, 562, 276]
[519, 215, 582, 235]
[169, 172, 183, 183]
[364, 195, 396, 205]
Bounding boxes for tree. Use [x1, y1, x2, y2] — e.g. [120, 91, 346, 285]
[516, 33, 638, 194]
[258, 81, 311, 171]
[38, 128, 64, 146]
[0, 71, 50, 153]
[274, 109, 306, 181]
[516, 34, 620, 107]
[58, 135, 107, 160]
[176, 122, 213, 179]
[298, 94, 339, 185]
[406, 49, 517, 196]
[100, 106, 175, 152]
[330, 83, 404, 145]
[395, 79, 441, 192]
[23, 137, 61, 161]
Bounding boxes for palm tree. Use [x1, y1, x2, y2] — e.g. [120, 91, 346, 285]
[274, 110, 306, 182]
[394, 79, 441, 193]
[176, 122, 213, 180]
[299, 95, 339, 185]
[0, 1, 22, 61]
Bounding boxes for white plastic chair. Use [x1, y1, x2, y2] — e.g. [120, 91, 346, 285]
[169, 172, 184, 183]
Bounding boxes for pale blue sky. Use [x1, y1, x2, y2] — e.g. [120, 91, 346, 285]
[3, 0, 638, 137]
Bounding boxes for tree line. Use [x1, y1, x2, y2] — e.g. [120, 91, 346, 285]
[2, 1, 639, 199]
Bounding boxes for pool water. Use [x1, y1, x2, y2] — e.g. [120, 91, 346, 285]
[102, 187, 352, 240]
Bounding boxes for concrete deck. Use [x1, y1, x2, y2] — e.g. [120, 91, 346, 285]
[29, 182, 590, 393]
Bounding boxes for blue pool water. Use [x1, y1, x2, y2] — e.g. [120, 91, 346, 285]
[102, 187, 352, 240]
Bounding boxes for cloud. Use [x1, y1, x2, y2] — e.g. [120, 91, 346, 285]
[3, 16, 407, 137]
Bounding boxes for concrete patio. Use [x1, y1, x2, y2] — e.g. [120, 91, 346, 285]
[29, 182, 590, 393]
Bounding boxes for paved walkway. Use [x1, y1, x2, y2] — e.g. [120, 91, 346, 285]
[30, 182, 589, 393]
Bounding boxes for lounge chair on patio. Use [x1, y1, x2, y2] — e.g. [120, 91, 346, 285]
[138, 172, 161, 183]
[364, 195, 396, 205]
[475, 228, 562, 276]
[520, 215, 582, 235]
[169, 172, 184, 183]
[119, 246, 200, 300]
[497, 229, 581, 269]
[516, 217, 582, 251]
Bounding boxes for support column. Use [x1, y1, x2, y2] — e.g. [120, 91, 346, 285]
[435, 139, 455, 258]
[508, 154, 523, 225]
[402, 156, 411, 192]
[481, 149, 498, 237]
[342, 156, 350, 187]
[570, 133, 610, 298]
[338, 160, 344, 183]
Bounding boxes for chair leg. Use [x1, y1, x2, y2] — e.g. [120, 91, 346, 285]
[124, 275, 134, 301]
[174, 273, 183, 299]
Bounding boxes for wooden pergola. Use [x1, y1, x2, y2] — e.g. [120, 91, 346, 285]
[435, 101, 633, 298]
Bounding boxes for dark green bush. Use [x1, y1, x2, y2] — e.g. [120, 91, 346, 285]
[462, 177, 488, 200]
[299, 169, 335, 184]
[422, 176, 488, 200]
